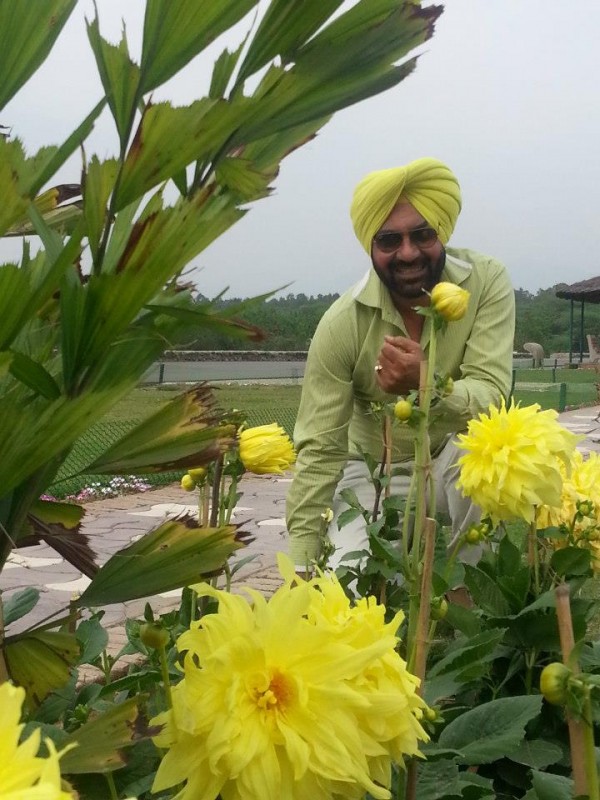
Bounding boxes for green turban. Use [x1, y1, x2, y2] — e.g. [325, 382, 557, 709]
[350, 157, 462, 252]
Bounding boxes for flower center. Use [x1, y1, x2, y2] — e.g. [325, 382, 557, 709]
[253, 670, 292, 711]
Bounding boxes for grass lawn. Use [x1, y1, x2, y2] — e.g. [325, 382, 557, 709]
[49, 373, 598, 498]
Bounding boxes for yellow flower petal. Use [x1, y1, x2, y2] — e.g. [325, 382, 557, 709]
[151, 561, 427, 799]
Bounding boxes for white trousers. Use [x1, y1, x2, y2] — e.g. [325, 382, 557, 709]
[328, 437, 481, 570]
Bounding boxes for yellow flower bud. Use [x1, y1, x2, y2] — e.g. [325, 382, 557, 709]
[394, 399, 413, 421]
[430, 282, 470, 322]
[181, 474, 196, 491]
[239, 423, 296, 475]
[188, 467, 207, 482]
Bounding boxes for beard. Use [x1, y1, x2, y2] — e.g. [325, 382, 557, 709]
[374, 248, 446, 299]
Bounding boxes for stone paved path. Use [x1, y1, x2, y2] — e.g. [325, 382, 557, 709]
[2, 405, 599, 669]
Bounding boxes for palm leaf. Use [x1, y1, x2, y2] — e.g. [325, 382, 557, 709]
[77, 517, 251, 606]
[0, 0, 77, 112]
[85, 384, 235, 474]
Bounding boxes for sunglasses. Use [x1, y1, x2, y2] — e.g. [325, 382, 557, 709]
[372, 226, 438, 253]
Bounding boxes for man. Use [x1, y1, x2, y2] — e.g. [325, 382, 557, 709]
[286, 157, 515, 572]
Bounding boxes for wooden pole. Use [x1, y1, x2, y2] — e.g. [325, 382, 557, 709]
[555, 583, 588, 797]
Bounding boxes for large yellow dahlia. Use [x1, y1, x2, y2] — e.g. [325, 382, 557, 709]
[238, 423, 296, 475]
[456, 402, 580, 523]
[152, 555, 427, 800]
[537, 450, 600, 569]
[0, 682, 73, 800]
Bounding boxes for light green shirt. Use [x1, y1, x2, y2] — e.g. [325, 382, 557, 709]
[286, 248, 515, 564]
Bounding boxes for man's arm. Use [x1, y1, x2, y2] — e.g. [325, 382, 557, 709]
[286, 314, 355, 568]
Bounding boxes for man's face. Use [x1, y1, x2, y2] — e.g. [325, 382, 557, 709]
[371, 202, 445, 302]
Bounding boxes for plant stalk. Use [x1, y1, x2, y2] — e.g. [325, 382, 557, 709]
[158, 643, 173, 711]
[528, 520, 540, 595]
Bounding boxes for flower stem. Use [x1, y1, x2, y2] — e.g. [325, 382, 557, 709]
[158, 643, 173, 710]
[528, 520, 540, 595]
[225, 477, 238, 524]
[0, 593, 9, 682]
[406, 331, 438, 668]
[105, 772, 119, 800]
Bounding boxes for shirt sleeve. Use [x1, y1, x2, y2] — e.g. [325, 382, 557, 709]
[286, 311, 355, 566]
[438, 258, 515, 425]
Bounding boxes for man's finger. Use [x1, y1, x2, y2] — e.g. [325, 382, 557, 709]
[384, 335, 421, 352]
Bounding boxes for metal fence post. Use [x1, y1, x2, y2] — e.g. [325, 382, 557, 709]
[158, 362, 165, 384]
[558, 382, 567, 412]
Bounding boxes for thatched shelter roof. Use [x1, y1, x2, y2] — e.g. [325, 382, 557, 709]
[555, 276, 600, 303]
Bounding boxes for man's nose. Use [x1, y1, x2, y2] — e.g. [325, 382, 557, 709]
[396, 236, 420, 260]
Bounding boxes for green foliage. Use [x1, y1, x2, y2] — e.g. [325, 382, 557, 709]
[0, 0, 437, 569]
[186, 292, 340, 350]
[0, 0, 442, 788]
[515, 286, 600, 353]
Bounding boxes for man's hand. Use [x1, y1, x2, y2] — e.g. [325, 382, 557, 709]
[375, 335, 424, 395]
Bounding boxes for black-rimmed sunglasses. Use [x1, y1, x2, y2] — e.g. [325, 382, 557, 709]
[372, 226, 438, 253]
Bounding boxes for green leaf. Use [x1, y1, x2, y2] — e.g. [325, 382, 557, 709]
[0, 0, 77, 112]
[60, 696, 157, 774]
[415, 759, 462, 800]
[507, 739, 563, 769]
[215, 156, 274, 202]
[115, 100, 241, 210]
[0, 147, 28, 236]
[77, 518, 247, 606]
[4, 630, 81, 709]
[444, 602, 482, 638]
[336, 507, 363, 530]
[8, 350, 61, 399]
[140, 0, 259, 93]
[84, 385, 235, 474]
[87, 16, 141, 149]
[76, 617, 109, 666]
[428, 629, 506, 679]
[3, 587, 40, 626]
[529, 770, 574, 800]
[82, 157, 119, 262]
[463, 563, 513, 617]
[209, 43, 244, 99]
[498, 533, 522, 575]
[437, 696, 543, 765]
[235, 3, 442, 142]
[550, 546, 592, 577]
[235, 0, 345, 85]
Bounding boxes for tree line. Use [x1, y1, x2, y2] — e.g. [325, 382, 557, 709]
[182, 287, 600, 357]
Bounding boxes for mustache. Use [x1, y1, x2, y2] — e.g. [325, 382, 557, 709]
[390, 258, 430, 269]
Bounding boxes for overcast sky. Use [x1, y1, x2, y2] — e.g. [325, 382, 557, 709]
[3, 1, 600, 300]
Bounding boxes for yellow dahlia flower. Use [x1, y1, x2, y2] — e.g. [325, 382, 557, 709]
[0, 682, 73, 800]
[152, 555, 427, 800]
[456, 402, 580, 523]
[430, 281, 470, 322]
[537, 451, 600, 569]
[239, 423, 296, 475]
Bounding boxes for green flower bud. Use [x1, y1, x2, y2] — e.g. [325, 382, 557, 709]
[140, 622, 169, 650]
[540, 662, 571, 705]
